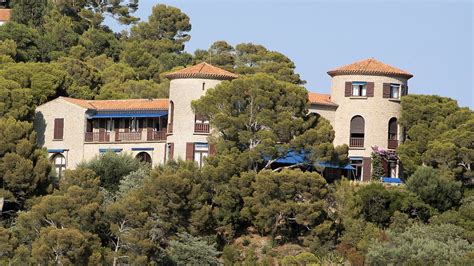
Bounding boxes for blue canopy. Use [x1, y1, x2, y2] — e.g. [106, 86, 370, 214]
[273, 151, 355, 170]
[90, 111, 168, 119]
[382, 177, 403, 184]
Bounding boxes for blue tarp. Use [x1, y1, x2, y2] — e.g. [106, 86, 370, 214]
[90, 111, 168, 118]
[273, 150, 355, 170]
[382, 177, 403, 184]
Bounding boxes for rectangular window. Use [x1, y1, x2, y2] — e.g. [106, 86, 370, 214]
[390, 84, 400, 99]
[106, 119, 114, 132]
[194, 143, 209, 167]
[350, 159, 363, 181]
[53, 118, 64, 140]
[352, 82, 367, 97]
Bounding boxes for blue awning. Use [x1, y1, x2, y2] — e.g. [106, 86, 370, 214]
[382, 177, 403, 184]
[99, 148, 123, 153]
[90, 111, 168, 119]
[48, 149, 68, 153]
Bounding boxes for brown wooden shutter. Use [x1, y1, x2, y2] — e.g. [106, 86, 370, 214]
[350, 116, 365, 134]
[362, 157, 372, 181]
[383, 83, 391, 98]
[345, 82, 352, 97]
[401, 85, 408, 96]
[209, 144, 216, 155]
[53, 118, 64, 140]
[186, 142, 194, 161]
[366, 82, 374, 97]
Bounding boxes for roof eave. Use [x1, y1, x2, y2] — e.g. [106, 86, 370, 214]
[327, 70, 413, 79]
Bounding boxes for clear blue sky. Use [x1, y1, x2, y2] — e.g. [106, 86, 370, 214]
[106, 0, 473, 108]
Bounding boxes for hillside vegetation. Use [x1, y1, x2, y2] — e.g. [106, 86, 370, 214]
[0, 1, 473, 265]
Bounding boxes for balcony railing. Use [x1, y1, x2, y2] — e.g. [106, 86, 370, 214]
[147, 131, 167, 141]
[118, 132, 142, 141]
[349, 137, 364, 148]
[194, 123, 210, 133]
[85, 132, 110, 142]
[388, 139, 398, 149]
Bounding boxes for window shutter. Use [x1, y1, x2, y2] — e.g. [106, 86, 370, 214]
[362, 157, 372, 181]
[350, 116, 365, 134]
[186, 142, 194, 161]
[209, 144, 216, 155]
[383, 83, 391, 98]
[366, 82, 374, 97]
[345, 82, 352, 97]
[53, 118, 64, 140]
[401, 85, 408, 96]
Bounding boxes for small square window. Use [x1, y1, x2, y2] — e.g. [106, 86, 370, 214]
[352, 82, 367, 97]
[390, 84, 400, 99]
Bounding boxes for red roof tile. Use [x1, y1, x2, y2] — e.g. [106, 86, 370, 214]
[165, 62, 238, 80]
[327, 58, 413, 79]
[308, 92, 337, 106]
[0, 9, 11, 22]
[61, 97, 169, 111]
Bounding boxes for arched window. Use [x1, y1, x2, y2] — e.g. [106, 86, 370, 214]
[388, 117, 398, 149]
[136, 152, 152, 164]
[52, 153, 66, 178]
[350, 116, 365, 147]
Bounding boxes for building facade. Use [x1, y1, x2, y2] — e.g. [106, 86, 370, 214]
[35, 59, 412, 181]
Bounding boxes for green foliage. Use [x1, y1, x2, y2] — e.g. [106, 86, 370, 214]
[97, 79, 168, 100]
[0, 118, 51, 221]
[195, 41, 305, 84]
[222, 245, 241, 265]
[167, 232, 220, 265]
[0, 22, 40, 62]
[398, 95, 473, 180]
[407, 166, 462, 211]
[242, 170, 328, 242]
[79, 27, 121, 60]
[430, 195, 474, 242]
[193, 73, 347, 172]
[78, 152, 142, 192]
[370, 152, 384, 180]
[366, 224, 474, 265]
[11, 0, 50, 28]
[357, 183, 434, 227]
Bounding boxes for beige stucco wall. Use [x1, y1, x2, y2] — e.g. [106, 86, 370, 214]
[167, 78, 222, 160]
[82, 142, 166, 166]
[309, 104, 337, 125]
[330, 75, 407, 158]
[34, 98, 87, 169]
[35, 98, 168, 169]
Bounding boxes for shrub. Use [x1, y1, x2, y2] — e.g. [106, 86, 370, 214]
[406, 166, 462, 211]
[366, 224, 474, 265]
[78, 152, 143, 192]
[167, 232, 220, 265]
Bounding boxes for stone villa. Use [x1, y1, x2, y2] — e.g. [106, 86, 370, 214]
[34, 58, 412, 181]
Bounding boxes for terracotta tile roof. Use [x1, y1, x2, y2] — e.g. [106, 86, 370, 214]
[327, 58, 413, 79]
[61, 97, 169, 111]
[308, 92, 338, 106]
[165, 62, 238, 80]
[0, 9, 11, 22]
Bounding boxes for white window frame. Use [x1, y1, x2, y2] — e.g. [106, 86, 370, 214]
[52, 153, 66, 178]
[390, 84, 400, 99]
[352, 82, 367, 97]
[194, 143, 209, 167]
